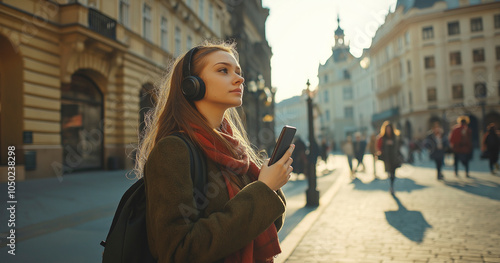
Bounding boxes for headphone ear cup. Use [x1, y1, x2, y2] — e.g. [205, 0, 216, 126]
[181, 76, 206, 101]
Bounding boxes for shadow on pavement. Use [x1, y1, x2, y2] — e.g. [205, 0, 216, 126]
[350, 177, 427, 193]
[385, 194, 432, 243]
[282, 178, 308, 198]
[278, 206, 317, 241]
[444, 177, 500, 201]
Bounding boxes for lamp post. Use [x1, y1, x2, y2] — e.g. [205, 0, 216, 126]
[305, 79, 319, 207]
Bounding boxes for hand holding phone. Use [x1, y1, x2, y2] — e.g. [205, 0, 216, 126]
[269, 125, 297, 165]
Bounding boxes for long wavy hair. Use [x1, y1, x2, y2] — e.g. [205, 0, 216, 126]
[379, 120, 400, 138]
[133, 40, 262, 179]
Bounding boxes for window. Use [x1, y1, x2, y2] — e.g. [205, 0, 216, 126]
[175, 26, 181, 57]
[495, 14, 500, 29]
[398, 37, 403, 50]
[325, 110, 330, 121]
[473, 48, 485, 62]
[427, 87, 437, 102]
[407, 60, 411, 73]
[404, 31, 410, 45]
[324, 74, 328, 83]
[497, 46, 500, 61]
[452, 84, 464, 99]
[422, 26, 434, 40]
[344, 107, 354, 119]
[448, 0, 459, 8]
[424, 56, 435, 69]
[343, 87, 353, 100]
[324, 90, 329, 103]
[474, 82, 487, 98]
[209, 3, 214, 27]
[161, 17, 168, 51]
[199, 0, 205, 20]
[343, 70, 350, 80]
[448, 21, 460, 35]
[119, 0, 129, 27]
[143, 4, 152, 41]
[470, 17, 483, 32]
[449, 51, 461, 66]
[399, 61, 403, 77]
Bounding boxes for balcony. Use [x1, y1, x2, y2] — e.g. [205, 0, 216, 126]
[60, 4, 117, 41]
[88, 8, 116, 40]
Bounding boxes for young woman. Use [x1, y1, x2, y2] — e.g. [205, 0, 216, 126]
[376, 121, 402, 194]
[135, 41, 294, 262]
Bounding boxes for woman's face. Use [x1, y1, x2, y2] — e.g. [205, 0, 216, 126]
[386, 125, 392, 136]
[197, 50, 245, 110]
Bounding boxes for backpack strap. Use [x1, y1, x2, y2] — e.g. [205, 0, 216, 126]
[173, 132, 207, 209]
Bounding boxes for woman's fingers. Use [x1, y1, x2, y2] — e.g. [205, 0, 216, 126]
[277, 145, 295, 165]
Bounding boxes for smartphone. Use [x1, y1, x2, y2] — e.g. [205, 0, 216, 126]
[268, 125, 297, 165]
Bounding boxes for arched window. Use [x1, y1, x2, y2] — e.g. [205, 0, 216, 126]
[61, 73, 103, 172]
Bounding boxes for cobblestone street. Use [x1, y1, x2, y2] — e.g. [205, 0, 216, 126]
[281, 155, 500, 263]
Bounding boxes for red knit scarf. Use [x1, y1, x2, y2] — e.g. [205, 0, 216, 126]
[191, 120, 281, 263]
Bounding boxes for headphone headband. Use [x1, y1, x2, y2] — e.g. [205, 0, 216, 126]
[182, 47, 199, 79]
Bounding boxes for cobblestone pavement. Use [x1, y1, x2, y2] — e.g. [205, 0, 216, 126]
[280, 155, 500, 263]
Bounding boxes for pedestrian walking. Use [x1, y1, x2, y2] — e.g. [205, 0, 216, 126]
[292, 136, 308, 178]
[353, 132, 367, 173]
[342, 135, 355, 176]
[424, 122, 449, 180]
[481, 123, 500, 175]
[320, 139, 329, 163]
[134, 41, 294, 262]
[449, 116, 473, 178]
[376, 121, 402, 194]
[367, 133, 378, 177]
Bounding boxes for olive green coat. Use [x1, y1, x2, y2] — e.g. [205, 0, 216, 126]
[145, 136, 286, 263]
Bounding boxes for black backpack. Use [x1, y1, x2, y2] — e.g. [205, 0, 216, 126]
[101, 134, 207, 263]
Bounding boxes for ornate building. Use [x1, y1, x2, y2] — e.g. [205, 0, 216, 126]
[316, 16, 359, 147]
[370, 0, 500, 146]
[0, 0, 235, 180]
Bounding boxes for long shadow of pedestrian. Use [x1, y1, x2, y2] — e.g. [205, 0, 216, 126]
[351, 177, 427, 193]
[444, 177, 500, 201]
[385, 194, 432, 243]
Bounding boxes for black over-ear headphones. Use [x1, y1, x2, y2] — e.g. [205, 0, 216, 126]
[181, 47, 206, 101]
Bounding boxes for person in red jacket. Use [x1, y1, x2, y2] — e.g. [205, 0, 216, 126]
[449, 116, 473, 177]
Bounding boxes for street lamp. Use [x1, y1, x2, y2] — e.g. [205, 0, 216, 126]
[306, 79, 319, 207]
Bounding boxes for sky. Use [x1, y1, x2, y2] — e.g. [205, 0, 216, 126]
[261, 0, 398, 103]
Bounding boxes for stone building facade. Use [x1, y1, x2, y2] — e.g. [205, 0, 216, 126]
[370, 0, 500, 145]
[0, 0, 273, 181]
